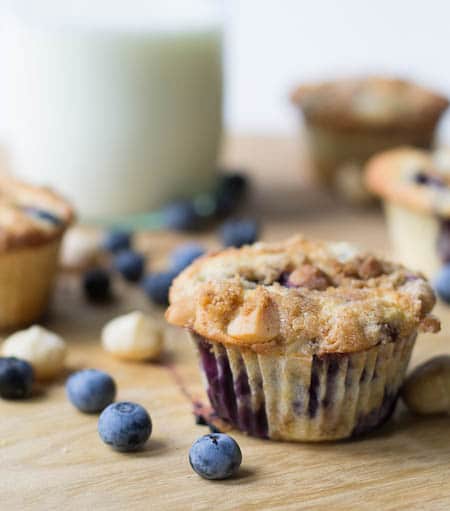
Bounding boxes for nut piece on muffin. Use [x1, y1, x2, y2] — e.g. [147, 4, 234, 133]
[0, 174, 74, 329]
[365, 146, 450, 280]
[166, 235, 439, 442]
[291, 76, 448, 204]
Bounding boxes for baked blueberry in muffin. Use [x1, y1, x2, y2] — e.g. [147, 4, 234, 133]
[166, 236, 439, 442]
[0, 174, 74, 329]
[291, 76, 448, 204]
[366, 146, 450, 281]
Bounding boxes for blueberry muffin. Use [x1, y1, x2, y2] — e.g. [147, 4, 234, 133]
[0, 174, 74, 329]
[166, 236, 439, 441]
[365, 146, 450, 280]
[291, 77, 448, 203]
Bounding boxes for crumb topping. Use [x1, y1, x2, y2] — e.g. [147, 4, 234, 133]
[291, 77, 448, 132]
[166, 236, 439, 355]
[0, 174, 74, 250]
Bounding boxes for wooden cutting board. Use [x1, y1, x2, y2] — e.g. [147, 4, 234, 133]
[1, 137, 449, 510]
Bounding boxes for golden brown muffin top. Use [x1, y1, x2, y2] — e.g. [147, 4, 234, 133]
[365, 146, 450, 216]
[166, 236, 439, 356]
[0, 174, 74, 251]
[291, 76, 448, 132]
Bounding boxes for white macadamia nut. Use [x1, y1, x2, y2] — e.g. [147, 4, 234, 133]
[60, 228, 101, 271]
[102, 311, 163, 361]
[401, 355, 450, 415]
[3, 325, 67, 380]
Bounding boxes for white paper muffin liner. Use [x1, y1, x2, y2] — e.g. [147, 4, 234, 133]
[192, 332, 416, 441]
[0, 239, 61, 330]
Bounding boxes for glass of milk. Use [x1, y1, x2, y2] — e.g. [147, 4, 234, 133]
[0, 0, 223, 220]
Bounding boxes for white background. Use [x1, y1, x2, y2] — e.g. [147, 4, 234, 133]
[2, 0, 450, 137]
[225, 0, 450, 138]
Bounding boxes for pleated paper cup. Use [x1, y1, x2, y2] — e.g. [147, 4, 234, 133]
[192, 332, 416, 442]
[0, 239, 62, 330]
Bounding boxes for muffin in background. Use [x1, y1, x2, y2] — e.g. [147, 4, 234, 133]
[166, 235, 439, 442]
[291, 76, 448, 204]
[366, 146, 450, 280]
[0, 174, 74, 329]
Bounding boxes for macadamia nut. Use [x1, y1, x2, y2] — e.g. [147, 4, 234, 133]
[401, 355, 450, 415]
[3, 325, 67, 380]
[102, 311, 163, 361]
[60, 228, 101, 271]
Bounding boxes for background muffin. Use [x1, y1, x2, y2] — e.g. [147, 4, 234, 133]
[0, 174, 74, 329]
[365, 146, 450, 281]
[291, 76, 448, 204]
[166, 236, 439, 442]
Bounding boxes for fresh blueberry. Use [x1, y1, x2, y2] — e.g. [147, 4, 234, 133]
[23, 207, 61, 225]
[189, 433, 242, 480]
[83, 268, 112, 303]
[103, 230, 132, 253]
[0, 357, 34, 399]
[66, 369, 116, 413]
[214, 172, 248, 217]
[162, 200, 200, 231]
[170, 243, 205, 274]
[98, 401, 152, 452]
[220, 219, 259, 248]
[142, 271, 176, 306]
[434, 264, 450, 303]
[193, 193, 217, 218]
[114, 250, 145, 282]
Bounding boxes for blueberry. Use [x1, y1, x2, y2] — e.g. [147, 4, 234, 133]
[98, 401, 152, 452]
[413, 171, 445, 188]
[162, 200, 200, 231]
[114, 250, 145, 282]
[189, 433, 242, 480]
[142, 271, 176, 306]
[215, 172, 248, 217]
[0, 357, 34, 399]
[83, 268, 111, 303]
[434, 264, 450, 303]
[170, 243, 205, 274]
[23, 207, 61, 225]
[193, 193, 217, 218]
[103, 230, 132, 253]
[66, 369, 116, 413]
[220, 219, 259, 248]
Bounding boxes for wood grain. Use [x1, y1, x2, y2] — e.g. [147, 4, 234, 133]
[0, 136, 449, 511]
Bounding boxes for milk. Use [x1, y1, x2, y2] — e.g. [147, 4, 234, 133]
[1, 1, 223, 219]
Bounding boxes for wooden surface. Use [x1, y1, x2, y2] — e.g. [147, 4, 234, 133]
[1, 136, 450, 511]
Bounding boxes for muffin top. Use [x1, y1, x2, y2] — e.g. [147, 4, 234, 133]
[291, 76, 448, 132]
[0, 173, 74, 251]
[166, 236, 439, 356]
[365, 146, 450, 216]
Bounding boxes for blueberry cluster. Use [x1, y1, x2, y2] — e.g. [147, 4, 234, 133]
[66, 368, 152, 451]
[162, 172, 249, 231]
[82, 229, 207, 307]
[1, 354, 242, 477]
[81, 172, 258, 307]
[65, 367, 242, 478]
[83, 218, 260, 307]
